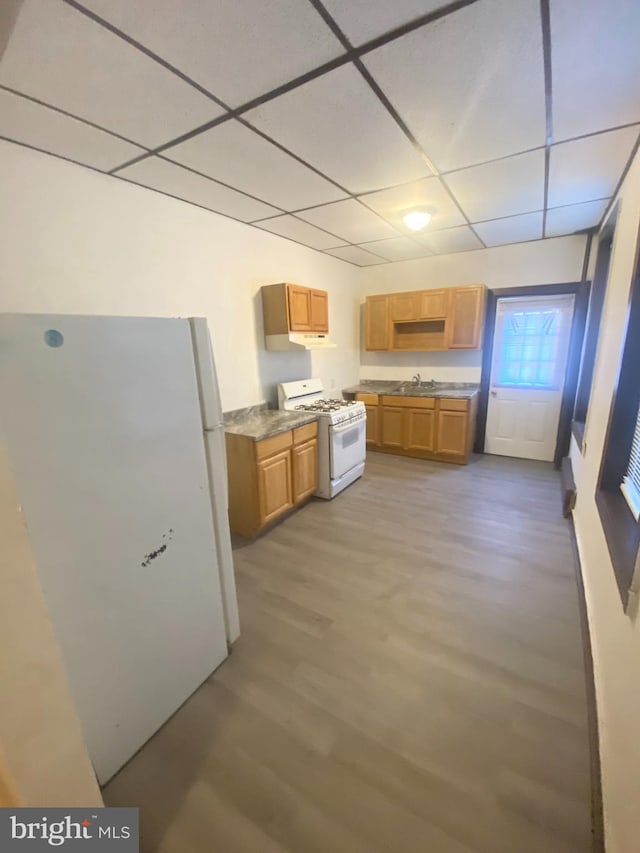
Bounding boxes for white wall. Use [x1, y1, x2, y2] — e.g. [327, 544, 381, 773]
[0, 442, 102, 807]
[569, 144, 640, 853]
[359, 236, 587, 383]
[0, 142, 361, 411]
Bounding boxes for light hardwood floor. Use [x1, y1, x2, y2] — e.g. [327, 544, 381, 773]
[104, 453, 592, 853]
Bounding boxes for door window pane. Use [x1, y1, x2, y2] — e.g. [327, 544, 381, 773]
[497, 309, 563, 388]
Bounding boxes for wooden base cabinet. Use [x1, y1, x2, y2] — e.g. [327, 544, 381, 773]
[226, 422, 318, 538]
[356, 393, 478, 464]
[406, 408, 436, 452]
[257, 449, 292, 526]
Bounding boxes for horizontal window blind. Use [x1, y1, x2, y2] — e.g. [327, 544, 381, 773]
[621, 401, 640, 521]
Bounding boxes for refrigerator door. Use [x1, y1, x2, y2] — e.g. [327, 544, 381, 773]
[189, 317, 240, 644]
[0, 314, 229, 783]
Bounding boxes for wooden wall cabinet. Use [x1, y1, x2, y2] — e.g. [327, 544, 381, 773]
[420, 289, 449, 320]
[364, 284, 486, 351]
[365, 295, 390, 350]
[356, 393, 478, 464]
[226, 421, 318, 538]
[262, 283, 329, 336]
[447, 285, 486, 349]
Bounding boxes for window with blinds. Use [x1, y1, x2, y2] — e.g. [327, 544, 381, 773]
[621, 402, 640, 520]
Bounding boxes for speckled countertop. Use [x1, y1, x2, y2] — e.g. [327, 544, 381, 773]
[224, 404, 318, 441]
[342, 380, 480, 400]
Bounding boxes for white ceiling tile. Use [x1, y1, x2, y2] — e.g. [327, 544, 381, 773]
[445, 150, 545, 222]
[324, 246, 388, 266]
[545, 200, 610, 238]
[551, 0, 640, 140]
[296, 199, 401, 243]
[359, 237, 433, 261]
[359, 177, 465, 233]
[164, 120, 347, 210]
[0, 89, 144, 171]
[254, 215, 347, 250]
[417, 225, 483, 255]
[321, 0, 449, 45]
[77, 0, 345, 108]
[363, 0, 546, 172]
[548, 127, 639, 208]
[473, 212, 543, 247]
[244, 64, 431, 194]
[118, 156, 281, 222]
[0, 0, 222, 148]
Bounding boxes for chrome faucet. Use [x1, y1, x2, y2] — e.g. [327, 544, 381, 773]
[412, 373, 421, 386]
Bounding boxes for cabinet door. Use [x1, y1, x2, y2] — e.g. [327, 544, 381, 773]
[287, 285, 312, 331]
[448, 285, 485, 349]
[310, 289, 329, 332]
[365, 295, 390, 350]
[436, 410, 468, 457]
[390, 292, 420, 322]
[420, 289, 449, 319]
[406, 408, 435, 451]
[364, 405, 379, 446]
[380, 407, 404, 449]
[292, 439, 318, 503]
[257, 449, 293, 525]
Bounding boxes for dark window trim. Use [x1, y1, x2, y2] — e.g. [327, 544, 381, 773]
[475, 281, 590, 468]
[596, 219, 640, 609]
[572, 203, 620, 448]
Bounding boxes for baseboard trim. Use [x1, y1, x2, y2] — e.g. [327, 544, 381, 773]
[567, 515, 605, 853]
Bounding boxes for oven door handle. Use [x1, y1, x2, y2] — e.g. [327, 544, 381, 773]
[331, 416, 366, 434]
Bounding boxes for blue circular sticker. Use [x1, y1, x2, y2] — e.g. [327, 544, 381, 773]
[44, 329, 64, 348]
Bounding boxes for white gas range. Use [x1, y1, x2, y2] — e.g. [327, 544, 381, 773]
[278, 378, 366, 499]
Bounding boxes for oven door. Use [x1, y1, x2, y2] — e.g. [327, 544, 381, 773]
[329, 417, 366, 480]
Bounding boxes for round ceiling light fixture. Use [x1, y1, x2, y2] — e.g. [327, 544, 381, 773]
[402, 209, 432, 231]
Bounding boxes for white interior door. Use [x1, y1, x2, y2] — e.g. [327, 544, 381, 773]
[0, 314, 229, 783]
[485, 294, 575, 461]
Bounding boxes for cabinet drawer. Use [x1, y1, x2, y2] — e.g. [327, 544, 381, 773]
[255, 430, 293, 460]
[380, 395, 435, 409]
[355, 392, 379, 405]
[438, 398, 469, 412]
[293, 421, 318, 445]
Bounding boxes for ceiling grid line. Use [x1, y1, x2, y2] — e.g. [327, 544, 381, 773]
[1, 0, 636, 263]
[0, 84, 151, 152]
[598, 129, 640, 229]
[306, 0, 487, 250]
[73, 0, 483, 179]
[540, 0, 554, 238]
[61, 0, 230, 110]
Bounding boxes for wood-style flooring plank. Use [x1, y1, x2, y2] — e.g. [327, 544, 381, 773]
[104, 453, 591, 852]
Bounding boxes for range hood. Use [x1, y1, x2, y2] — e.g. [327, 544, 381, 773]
[265, 332, 336, 351]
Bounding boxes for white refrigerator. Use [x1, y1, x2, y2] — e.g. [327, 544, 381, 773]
[0, 314, 239, 784]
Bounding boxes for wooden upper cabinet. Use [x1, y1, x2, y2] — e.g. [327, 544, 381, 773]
[364, 284, 486, 352]
[365, 295, 390, 351]
[420, 289, 449, 319]
[262, 283, 329, 336]
[310, 289, 329, 332]
[390, 292, 421, 322]
[288, 285, 312, 331]
[448, 285, 486, 349]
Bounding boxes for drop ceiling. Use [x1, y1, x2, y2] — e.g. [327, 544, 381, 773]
[1, 0, 639, 266]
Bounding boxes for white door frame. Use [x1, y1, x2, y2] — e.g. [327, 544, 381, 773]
[478, 284, 588, 465]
